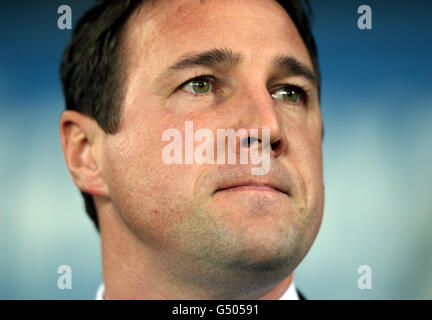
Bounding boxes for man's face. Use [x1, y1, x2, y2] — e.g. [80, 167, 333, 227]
[100, 0, 324, 293]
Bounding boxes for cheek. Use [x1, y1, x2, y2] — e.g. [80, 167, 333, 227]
[287, 119, 324, 209]
[302, 137, 324, 230]
[287, 128, 324, 250]
[101, 122, 198, 243]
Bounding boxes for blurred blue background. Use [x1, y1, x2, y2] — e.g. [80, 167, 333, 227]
[0, 0, 431, 299]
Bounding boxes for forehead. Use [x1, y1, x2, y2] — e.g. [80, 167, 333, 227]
[122, 0, 312, 80]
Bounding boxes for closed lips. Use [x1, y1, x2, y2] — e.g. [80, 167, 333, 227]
[215, 183, 290, 196]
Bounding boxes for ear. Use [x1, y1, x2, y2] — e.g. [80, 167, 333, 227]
[59, 110, 109, 197]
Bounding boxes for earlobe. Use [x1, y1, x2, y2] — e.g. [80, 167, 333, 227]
[59, 110, 110, 198]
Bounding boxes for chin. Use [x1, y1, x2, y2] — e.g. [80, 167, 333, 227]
[229, 254, 293, 274]
[216, 245, 301, 296]
[224, 232, 304, 276]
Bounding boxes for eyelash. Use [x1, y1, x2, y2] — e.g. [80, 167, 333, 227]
[178, 72, 310, 105]
[271, 84, 309, 105]
[178, 72, 217, 96]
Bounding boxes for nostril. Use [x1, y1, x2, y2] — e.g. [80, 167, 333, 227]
[271, 139, 281, 150]
[243, 136, 260, 148]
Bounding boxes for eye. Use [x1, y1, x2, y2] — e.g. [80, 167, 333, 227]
[271, 86, 305, 105]
[181, 76, 213, 94]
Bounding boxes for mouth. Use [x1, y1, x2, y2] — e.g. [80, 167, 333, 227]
[215, 183, 290, 197]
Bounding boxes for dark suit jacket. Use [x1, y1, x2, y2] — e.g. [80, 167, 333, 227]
[297, 288, 307, 300]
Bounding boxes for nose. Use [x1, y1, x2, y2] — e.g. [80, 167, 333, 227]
[230, 83, 287, 159]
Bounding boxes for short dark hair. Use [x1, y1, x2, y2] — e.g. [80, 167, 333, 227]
[60, 0, 320, 231]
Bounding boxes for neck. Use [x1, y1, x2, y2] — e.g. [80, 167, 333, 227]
[97, 199, 295, 300]
[257, 272, 294, 300]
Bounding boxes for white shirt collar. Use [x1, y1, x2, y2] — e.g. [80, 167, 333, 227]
[279, 281, 300, 300]
[95, 282, 105, 300]
[96, 281, 299, 300]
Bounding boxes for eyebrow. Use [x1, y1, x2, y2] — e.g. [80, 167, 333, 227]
[272, 55, 319, 88]
[165, 47, 319, 89]
[169, 48, 243, 71]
